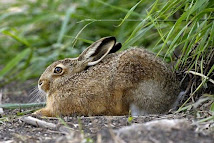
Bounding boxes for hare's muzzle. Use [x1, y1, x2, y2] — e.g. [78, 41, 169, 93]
[38, 79, 44, 92]
[38, 78, 50, 94]
[38, 80, 43, 86]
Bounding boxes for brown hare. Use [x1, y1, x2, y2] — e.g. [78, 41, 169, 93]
[34, 36, 180, 117]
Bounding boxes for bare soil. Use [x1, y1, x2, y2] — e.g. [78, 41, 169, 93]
[0, 80, 214, 143]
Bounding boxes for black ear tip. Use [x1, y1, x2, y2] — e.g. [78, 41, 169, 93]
[105, 36, 116, 42]
[115, 42, 122, 48]
[109, 42, 122, 54]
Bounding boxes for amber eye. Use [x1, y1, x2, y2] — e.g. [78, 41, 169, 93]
[54, 67, 63, 74]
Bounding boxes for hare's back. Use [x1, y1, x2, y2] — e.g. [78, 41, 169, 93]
[113, 48, 179, 114]
[115, 48, 170, 82]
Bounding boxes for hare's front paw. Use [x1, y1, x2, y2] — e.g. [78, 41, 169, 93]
[33, 108, 53, 117]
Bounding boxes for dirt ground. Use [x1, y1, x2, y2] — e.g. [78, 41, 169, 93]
[0, 80, 214, 143]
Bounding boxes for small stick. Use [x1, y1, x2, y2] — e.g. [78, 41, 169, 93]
[185, 71, 214, 84]
[97, 133, 102, 143]
[20, 116, 57, 130]
[0, 90, 3, 114]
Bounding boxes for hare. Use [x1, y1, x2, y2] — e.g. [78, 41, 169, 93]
[34, 36, 180, 117]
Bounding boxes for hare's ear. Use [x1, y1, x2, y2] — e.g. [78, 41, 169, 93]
[78, 36, 116, 66]
[109, 42, 122, 54]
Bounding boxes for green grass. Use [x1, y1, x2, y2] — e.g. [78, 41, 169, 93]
[0, 0, 213, 81]
[0, 0, 214, 119]
[0, 102, 45, 109]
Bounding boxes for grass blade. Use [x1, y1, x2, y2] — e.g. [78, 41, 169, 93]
[117, 0, 143, 27]
[0, 48, 31, 79]
[57, 6, 76, 44]
[0, 102, 46, 109]
[2, 30, 30, 47]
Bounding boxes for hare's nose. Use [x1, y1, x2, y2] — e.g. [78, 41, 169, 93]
[38, 80, 43, 86]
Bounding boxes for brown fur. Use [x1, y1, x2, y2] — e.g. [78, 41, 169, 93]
[34, 37, 180, 117]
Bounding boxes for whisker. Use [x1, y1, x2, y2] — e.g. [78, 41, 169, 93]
[37, 94, 45, 102]
[29, 88, 41, 103]
[29, 87, 37, 94]
[35, 92, 43, 102]
[29, 93, 39, 103]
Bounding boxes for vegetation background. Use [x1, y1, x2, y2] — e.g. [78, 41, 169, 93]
[0, 0, 213, 118]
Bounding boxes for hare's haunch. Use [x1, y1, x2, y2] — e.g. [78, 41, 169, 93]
[34, 37, 179, 117]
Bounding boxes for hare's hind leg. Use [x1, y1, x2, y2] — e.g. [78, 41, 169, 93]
[33, 108, 54, 117]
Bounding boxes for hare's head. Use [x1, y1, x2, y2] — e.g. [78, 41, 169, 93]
[38, 36, 121, 95]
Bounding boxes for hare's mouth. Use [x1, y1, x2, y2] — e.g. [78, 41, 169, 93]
[38, 83, 48, 94]
[38, 79, 50, 94]
[38, 85, 48, 97]
[38, 84, 45, 92]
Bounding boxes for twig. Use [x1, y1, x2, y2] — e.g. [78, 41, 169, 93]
[97, 133, 102, 143]
[20, 116, 57, 130]
[178, 76, 211, 110]
[0, 90, 3, 114]
[0, 102, 46, 109]
[21, 116, 73, 136]
[185, 71, 214, 84]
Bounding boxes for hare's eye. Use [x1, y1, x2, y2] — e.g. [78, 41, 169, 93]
[54, 67, 63, 74]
